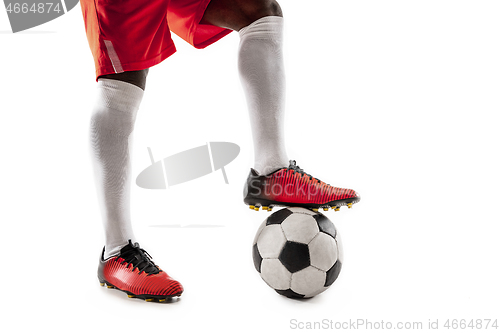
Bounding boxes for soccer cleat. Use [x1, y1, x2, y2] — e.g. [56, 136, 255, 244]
[98, 240, 183, 302]
[243, 160, 360, 211]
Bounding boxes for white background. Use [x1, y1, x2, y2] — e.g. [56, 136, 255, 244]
[1, 1, 499, 332]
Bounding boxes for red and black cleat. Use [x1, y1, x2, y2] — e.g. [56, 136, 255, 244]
[243, 160, 360, 212]
[98, 240, 183, 302]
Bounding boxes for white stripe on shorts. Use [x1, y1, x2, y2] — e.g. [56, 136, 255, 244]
[104, 40, 124, 73]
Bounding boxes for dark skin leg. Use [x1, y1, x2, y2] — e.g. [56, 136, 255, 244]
[98, 0, 281, 89]
[99, 68, 149, 91]
[201, 0, 282, 31]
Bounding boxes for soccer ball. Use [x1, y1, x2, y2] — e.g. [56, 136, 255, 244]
[252, 207, 343, 298]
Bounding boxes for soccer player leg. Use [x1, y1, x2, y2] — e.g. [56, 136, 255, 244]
[90, 72, 184, 300]
[202, 1, 361, 211]
[89, 72, 146, 259]
[202, 0, 287, 176]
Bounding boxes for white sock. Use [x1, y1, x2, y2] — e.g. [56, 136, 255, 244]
[238, 16, 289, 175]
[88, 78, 144, 259]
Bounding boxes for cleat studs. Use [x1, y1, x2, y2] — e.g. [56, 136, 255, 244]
[145, 298, 154, 302]
[347, 203, 353, 209]
[334, 207, 340, 212]
[249, 205, 255, 210]
[159, 299, 167, 303]
[100, 283, 105, 287]
[323, 207, 329, 211]
[127, 295, 135, 298]
[254, 206, 260, 211]
[267, 207, 273, 212]
[106, 285, 114, 289]
[312, 208, 319, 212]
[262, 206, 269, 211]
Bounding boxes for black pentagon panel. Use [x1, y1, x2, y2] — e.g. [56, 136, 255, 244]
[325, 261, 342, 287]
[313, 214, 336, 238]
[252, 243, 263, 273]
[275, 289, 305, 299]
[266, 208, 293, 225]
[278, 241, 310, 273]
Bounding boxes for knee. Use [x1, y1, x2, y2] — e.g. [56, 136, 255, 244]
[242, 0, 283, 24]
[90, 104, 137, 140]
[90, 79, 144, 136]
[260, 0, 282, 17]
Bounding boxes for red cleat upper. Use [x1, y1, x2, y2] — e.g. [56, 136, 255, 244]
[98, 241, 183, 297]
[244, 160, 360, 208]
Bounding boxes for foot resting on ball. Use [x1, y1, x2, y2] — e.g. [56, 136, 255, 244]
[98, 240, 183, 302]
[243, 160, 360, 212]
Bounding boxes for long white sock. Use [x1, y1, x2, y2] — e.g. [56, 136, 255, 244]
[88, 78, 144, 259]
[238, 16, 289, 175]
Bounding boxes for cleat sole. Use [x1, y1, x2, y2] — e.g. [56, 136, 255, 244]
[245, 196, 360, 212]
[247, 203, 274, 212]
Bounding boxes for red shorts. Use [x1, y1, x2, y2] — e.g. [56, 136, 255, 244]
[80, 0, 232, 80]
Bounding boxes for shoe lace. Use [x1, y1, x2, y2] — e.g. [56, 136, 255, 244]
[120, 240, 161, 275]
[287, 160, 322, 184]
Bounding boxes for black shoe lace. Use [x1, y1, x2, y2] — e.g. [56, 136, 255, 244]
[287, 160, 322, 184]
[119, 240, 161, 275]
